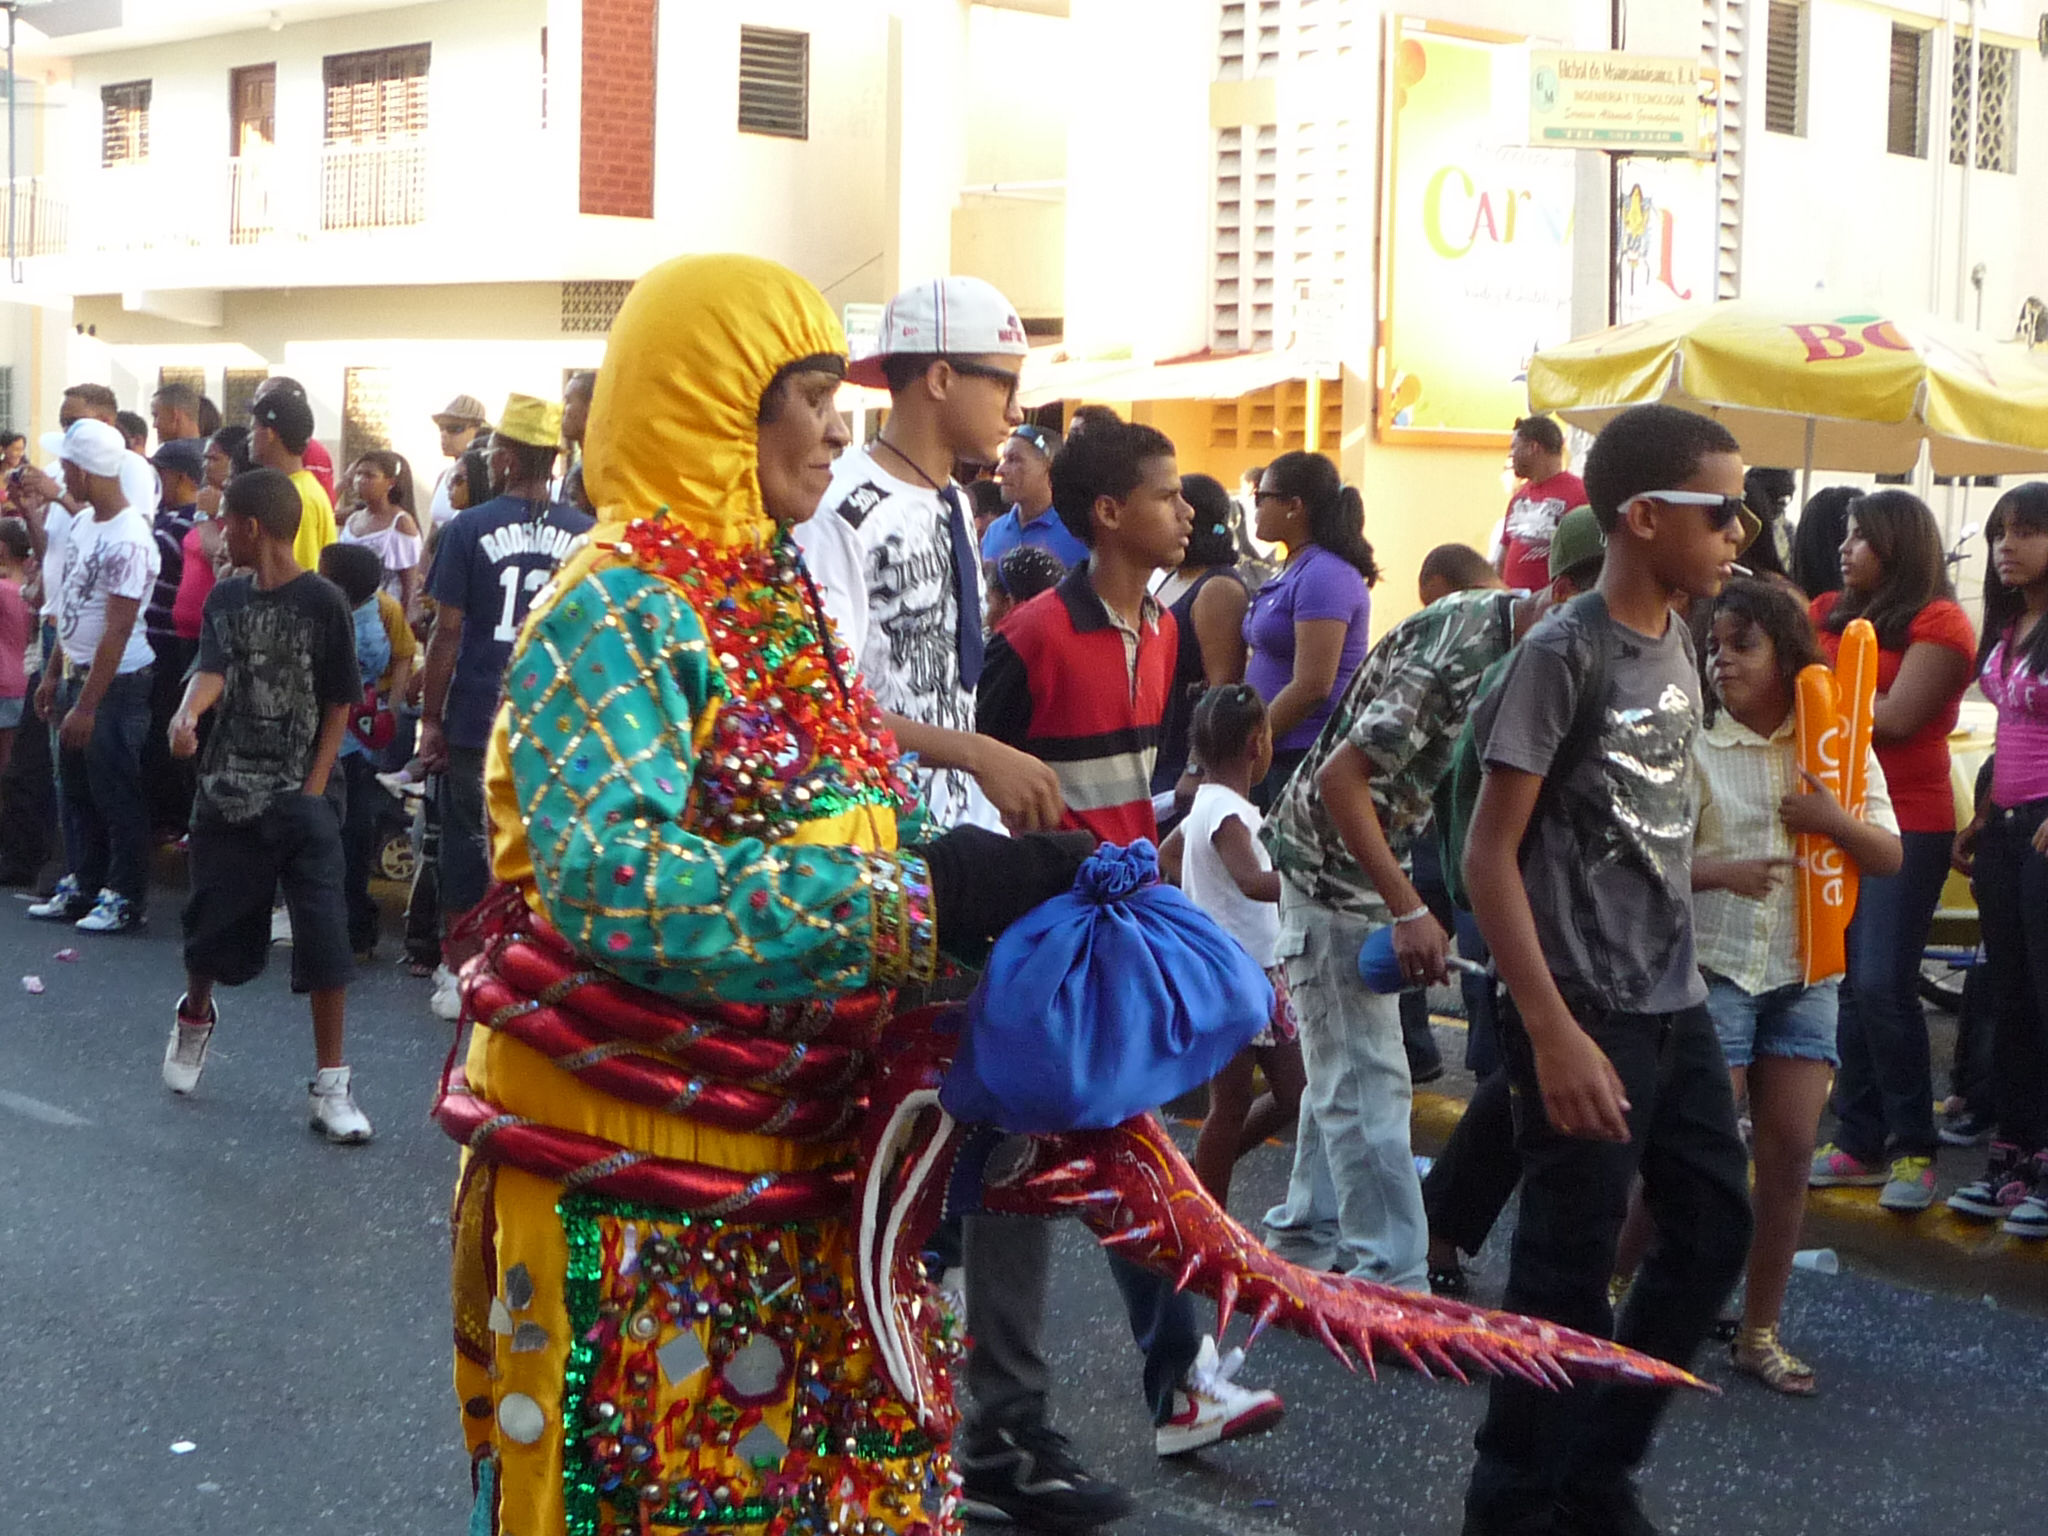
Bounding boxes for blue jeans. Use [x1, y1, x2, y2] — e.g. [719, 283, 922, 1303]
[53, 668, 153, 907]
[1704, 975, 1840, 1069]
[1260, 888, 1428, 1289]
[1831, 828, 1953, 1161]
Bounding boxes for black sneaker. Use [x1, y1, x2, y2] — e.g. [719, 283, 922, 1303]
[1947, 1142, 2035, 1220]
[1556, 1477, 1658, 1536]
[1939, 1105, 1996, 1147]
[956, 1422, 1135, 1531]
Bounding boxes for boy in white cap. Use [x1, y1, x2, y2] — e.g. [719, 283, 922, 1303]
[795, 275, 1063, 836]
[27, 416, 160, 933]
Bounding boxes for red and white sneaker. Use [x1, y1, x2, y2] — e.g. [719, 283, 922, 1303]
[1155, 1336, 1284, 1456]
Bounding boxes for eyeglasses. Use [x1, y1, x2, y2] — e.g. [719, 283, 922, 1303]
[1634, 490, 1747, 531]
[947, 359, 1022, 408]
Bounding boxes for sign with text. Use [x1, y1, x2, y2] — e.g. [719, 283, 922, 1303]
[1378, 18, 1576, 443]
[1530, 51, 1707, 155]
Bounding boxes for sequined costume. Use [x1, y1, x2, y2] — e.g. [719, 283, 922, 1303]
[441, 255, 951, 1536]
[439, 254, 1708, 1536]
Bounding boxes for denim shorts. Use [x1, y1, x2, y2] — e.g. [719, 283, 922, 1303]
[1704, 973, 1840, 1068]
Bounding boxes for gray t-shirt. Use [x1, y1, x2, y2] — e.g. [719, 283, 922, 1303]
[1481, 600, 1706, 1014]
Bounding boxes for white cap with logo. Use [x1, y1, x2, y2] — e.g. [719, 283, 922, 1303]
[40, 418, 127, 478]
[846, 276, 1030, 389]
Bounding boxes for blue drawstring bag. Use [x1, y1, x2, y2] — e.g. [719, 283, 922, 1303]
[940, 840, 1274, 1132]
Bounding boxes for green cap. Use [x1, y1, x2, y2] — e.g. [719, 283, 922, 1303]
[1547, 505, 1606, 582]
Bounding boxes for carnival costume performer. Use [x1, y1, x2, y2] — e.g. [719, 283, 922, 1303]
[439, 254, 1705, 1536]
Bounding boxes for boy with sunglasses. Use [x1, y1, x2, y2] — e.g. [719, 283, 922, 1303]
[1460, 404, 1756, 1536]
[796, 276, 1066, 835]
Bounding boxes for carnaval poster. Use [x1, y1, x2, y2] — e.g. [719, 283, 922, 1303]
[1377, 17, 1576, 444]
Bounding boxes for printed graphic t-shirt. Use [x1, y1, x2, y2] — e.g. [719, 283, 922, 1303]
[426, 494, 594, 750]
[801, 445, 997, 831]
[194, 571, 360, 825]
[1497, 470, 1588, 592]
[1481, 600, 1707, 1014]
[56, 506, 160, 676]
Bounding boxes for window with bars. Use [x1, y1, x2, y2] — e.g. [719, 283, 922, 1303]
[738, 26, 808, 139]
[1763, 3, 1805, 136]
[1950, 40, 2017, 174]
[0, 366, 13, 435]
[322, 45, 429, 230]
[1887, 25, 1930, 158]
[100, 80, 150, 167]
[222, 369, 268, 429]
[342, 366, 395, 469]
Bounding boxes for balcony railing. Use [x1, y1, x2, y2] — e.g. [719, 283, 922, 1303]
[1, 178, 67, 259]
[318, 139, 428, 233]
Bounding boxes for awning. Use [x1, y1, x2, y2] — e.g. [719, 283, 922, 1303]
[1021, 349, 1328, 407]
[836, 346, 1330, 414]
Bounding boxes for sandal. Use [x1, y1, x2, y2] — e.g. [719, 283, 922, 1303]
[1427, 1262, 1470, 1297]
[1731, 1325, 1817, 1396]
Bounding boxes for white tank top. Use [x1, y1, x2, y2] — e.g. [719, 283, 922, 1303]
[1180, 782, 1280, 969]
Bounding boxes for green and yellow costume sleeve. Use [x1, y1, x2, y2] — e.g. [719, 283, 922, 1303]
[494, 560, 935, 1004]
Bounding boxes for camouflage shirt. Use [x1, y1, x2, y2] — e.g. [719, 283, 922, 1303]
[1263, 587, 1518, 918]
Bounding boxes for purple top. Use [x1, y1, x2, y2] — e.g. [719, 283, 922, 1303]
[1242, 544, 1372, 751]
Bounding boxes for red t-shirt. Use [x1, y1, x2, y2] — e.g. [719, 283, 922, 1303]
[1498, 470, 1588, 591]
[1810, 591, 1976, 833]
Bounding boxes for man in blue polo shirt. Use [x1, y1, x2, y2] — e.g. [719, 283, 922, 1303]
[980, 423, 1086, 569]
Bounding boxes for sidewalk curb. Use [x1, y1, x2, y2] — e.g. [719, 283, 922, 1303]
[1409, 1089, 2048, 1314]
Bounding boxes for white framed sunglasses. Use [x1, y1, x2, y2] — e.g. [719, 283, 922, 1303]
[1630, 489, 1748, 531]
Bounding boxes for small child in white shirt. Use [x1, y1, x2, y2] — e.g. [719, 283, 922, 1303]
[1165, 684, 1307, 1206]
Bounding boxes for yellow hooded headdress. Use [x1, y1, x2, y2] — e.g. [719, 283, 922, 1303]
[579, 253, 848, 548]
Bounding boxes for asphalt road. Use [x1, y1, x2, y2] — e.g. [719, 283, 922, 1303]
[2, 884, 2043, 1536]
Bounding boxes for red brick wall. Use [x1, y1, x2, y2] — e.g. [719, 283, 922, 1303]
[580, 0, 658, 218]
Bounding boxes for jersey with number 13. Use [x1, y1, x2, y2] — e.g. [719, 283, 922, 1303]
[427, 493, 596, 751]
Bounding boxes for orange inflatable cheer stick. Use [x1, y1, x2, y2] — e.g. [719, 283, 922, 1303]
[1794, 665, 1852, 984]
[1834, 619, 1878, 819]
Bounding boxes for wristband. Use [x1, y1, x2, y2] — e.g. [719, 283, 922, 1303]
[1390, 904, 1432, 926]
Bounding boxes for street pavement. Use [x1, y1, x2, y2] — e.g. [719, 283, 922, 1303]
[2, 881, 2044, 1536]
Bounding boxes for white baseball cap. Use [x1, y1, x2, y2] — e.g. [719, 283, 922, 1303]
[846, 276, 1030, 389]
[41, 417, 127, 478]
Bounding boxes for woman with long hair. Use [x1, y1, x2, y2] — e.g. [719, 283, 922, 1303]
[1152, 472, 1249, 809]
[1242, 451, 1378, 805]
[341, 448, 422, 610]
[1947, 483, 2048, 1239]
[1807, 490, 1976, 1212]
[1790, 485, 1858, 599]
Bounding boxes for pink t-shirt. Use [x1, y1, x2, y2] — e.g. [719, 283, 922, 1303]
[0, 575, 27, 700]
[172, 521, 217, 641]
[1981, 634, 2048, 808]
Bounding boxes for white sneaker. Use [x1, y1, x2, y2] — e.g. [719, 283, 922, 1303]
[162, 995, 217, 1095]
[429, 963, 463, 1022]
[26, 875, 88, 921]
[74, 888, 142, 933]
[1155, 1335, 1285, 1457]
[308, 1066, 373, 1144]
[270, 905, 293, 946]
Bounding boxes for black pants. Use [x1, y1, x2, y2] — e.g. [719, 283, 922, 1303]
[1467, 996, 1751, 1520]
[1973, 801, 2048, 1150]
[339, 753, 384, 955]
[1423, 1067, 1519, 1257]
[0, 666, 57, 880]
[144, 636, 197, 834]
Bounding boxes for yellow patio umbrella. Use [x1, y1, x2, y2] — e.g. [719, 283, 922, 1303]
[1526, 302, 2048, 481]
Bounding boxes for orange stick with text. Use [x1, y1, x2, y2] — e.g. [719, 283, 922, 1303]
[1794, 665, 1852, 983]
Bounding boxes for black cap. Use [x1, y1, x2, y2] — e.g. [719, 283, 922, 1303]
[251, 390, 314, 444]
[149, 437, 207, 482]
